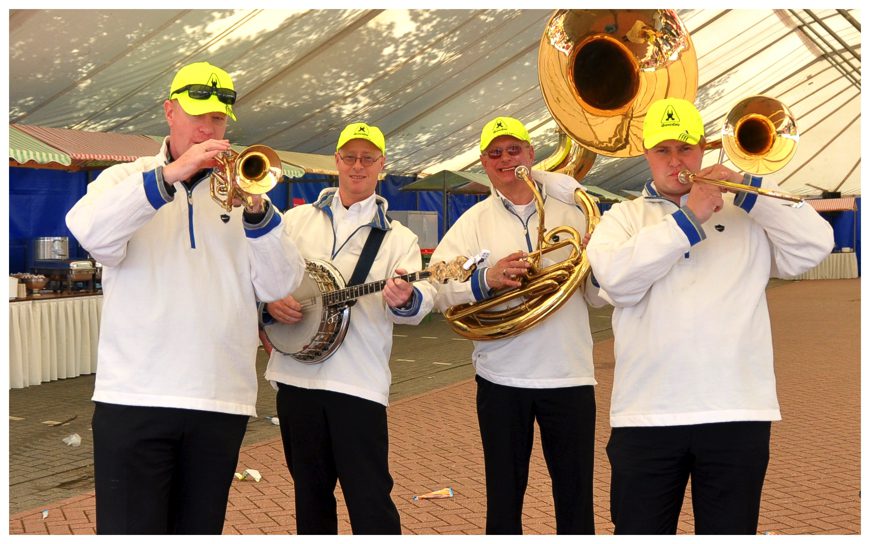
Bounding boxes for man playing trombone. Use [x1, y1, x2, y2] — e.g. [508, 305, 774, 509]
[586, 97, 834, 534]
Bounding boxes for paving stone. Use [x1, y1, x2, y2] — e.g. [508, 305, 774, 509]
[8, 279, 860, 535]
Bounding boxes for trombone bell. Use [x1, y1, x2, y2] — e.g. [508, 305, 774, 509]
[719, 96, 799, 175]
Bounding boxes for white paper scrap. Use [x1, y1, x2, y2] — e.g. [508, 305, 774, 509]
[62, 433, 82, 447]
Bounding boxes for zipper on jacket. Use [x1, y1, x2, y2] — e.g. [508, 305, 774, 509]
[185, 185, 196, 249]
[332, 223, 371, 260]
[505, 207, 536, 252]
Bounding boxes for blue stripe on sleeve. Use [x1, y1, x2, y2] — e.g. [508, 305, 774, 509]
[244, 204, 282, 239]
[471, 268, 488, 301]
[391, 286, 423, 317]
[735, 174, 762, 212]
[672, 208, 704, 246]
[143, 168, 171, 210]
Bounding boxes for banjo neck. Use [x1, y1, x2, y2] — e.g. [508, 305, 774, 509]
[323, 270, 432, 307]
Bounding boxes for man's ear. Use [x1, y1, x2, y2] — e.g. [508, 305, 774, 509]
[163, 100, 175, 126]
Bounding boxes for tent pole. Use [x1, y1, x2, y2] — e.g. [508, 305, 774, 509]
[443, 179, 448, 237]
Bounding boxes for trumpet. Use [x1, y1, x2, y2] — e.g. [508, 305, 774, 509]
[677, 170, 805, 206]
[210, 145, 283, 212]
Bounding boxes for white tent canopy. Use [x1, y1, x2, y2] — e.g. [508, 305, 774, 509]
[9, 9, 861, 196]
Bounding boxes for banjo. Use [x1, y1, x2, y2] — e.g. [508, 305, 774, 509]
[259, 255, 475, 364]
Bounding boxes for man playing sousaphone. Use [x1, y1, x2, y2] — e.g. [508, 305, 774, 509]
[430, 116, 606, 534]
[65, 61, 304, 534]
[264, 122, 436, 535]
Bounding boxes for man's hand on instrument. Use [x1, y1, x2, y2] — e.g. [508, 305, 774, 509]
[233, 193, 265, 213]
[267, 294, 303, 324]
[384, 268, 413, 309]
[696, 163, 744, 185]
[162, 139, 231, 183]
[485, 250, 530, 290]
[686, 179, 725, 224]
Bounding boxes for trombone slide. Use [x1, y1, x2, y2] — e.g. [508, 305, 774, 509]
[677, 170, 805, 206]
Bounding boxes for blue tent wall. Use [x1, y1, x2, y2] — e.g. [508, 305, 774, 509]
[824, 210, 857, 251]
[818, 197, 861, 276]
[9, 167, 91, 272]
[267, 174, 419, 212]
[857, 198, 862, 276]
[11, 166, 584, 273]
[380, 174, 418, 211]
[266, 173, 333, 210]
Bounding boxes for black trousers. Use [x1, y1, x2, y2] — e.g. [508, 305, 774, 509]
[91, 402, 248, 534]
[607, 421, 771, 535]
[275, 383, 401, 535]
[475, 375, 596, 535]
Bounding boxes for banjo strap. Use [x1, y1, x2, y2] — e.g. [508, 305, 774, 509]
[346, 227, 387, 302]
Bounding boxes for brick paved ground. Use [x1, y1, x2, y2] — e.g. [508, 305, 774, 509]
[7, 278, 860, 535]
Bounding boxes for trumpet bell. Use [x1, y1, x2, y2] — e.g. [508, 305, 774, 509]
[236, 145, 283, 195]
[721, 96, 799, 175]
[210, 144, 284, 212]
[538, 9, 697, 157]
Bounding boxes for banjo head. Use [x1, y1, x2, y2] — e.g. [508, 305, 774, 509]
[262, 259, 350, 363]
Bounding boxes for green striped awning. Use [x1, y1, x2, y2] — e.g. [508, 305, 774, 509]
[9, 125, 71, 166]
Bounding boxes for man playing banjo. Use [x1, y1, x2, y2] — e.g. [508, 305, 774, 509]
[263, 122, 436, 534]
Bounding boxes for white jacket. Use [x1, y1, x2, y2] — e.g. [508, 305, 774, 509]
[431, 171, 601, 389]
[66, 138, 304, 416]
[586, 178, 834, 427]
[265, 189, 436, 406]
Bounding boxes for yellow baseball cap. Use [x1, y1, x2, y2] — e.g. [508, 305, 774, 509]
[480, 116, 531, 153]
[642, 97, 704, 149]
[169, 62, 237, 121]
[336, 122, 386, 155]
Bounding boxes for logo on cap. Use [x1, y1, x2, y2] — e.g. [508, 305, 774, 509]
[494, 120, 505, 131]
[660, 105, 681, 127]
[355, 126, 368, 135]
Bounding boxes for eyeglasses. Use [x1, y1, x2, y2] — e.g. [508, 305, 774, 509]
[170, 84, 237, 105]
[484, 144, 525, 159]
[337, 153, 381, 167]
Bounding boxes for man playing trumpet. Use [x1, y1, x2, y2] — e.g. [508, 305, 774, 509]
[66, 61, 304, 534]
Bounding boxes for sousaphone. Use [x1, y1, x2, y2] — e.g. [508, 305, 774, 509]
[444, 9, 698, 341]
[539, 9, 698, 158]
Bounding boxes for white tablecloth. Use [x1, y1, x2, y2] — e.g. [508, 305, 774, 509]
[792, 252, 859, 280]
[9, 295, 102, 389]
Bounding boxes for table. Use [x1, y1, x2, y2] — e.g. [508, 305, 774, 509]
[791, 252, 859, 280]
[9, 294, 103, 389]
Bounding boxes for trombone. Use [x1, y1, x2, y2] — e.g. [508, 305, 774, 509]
[679, 95, 805, 207]
[677, 170, 805, 206]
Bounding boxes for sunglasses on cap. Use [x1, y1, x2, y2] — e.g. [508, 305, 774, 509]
[483, 144, 526, 159]
[170, 84, 237, 105]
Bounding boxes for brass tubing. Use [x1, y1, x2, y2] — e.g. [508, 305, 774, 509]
[677, 170, 805, 204]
